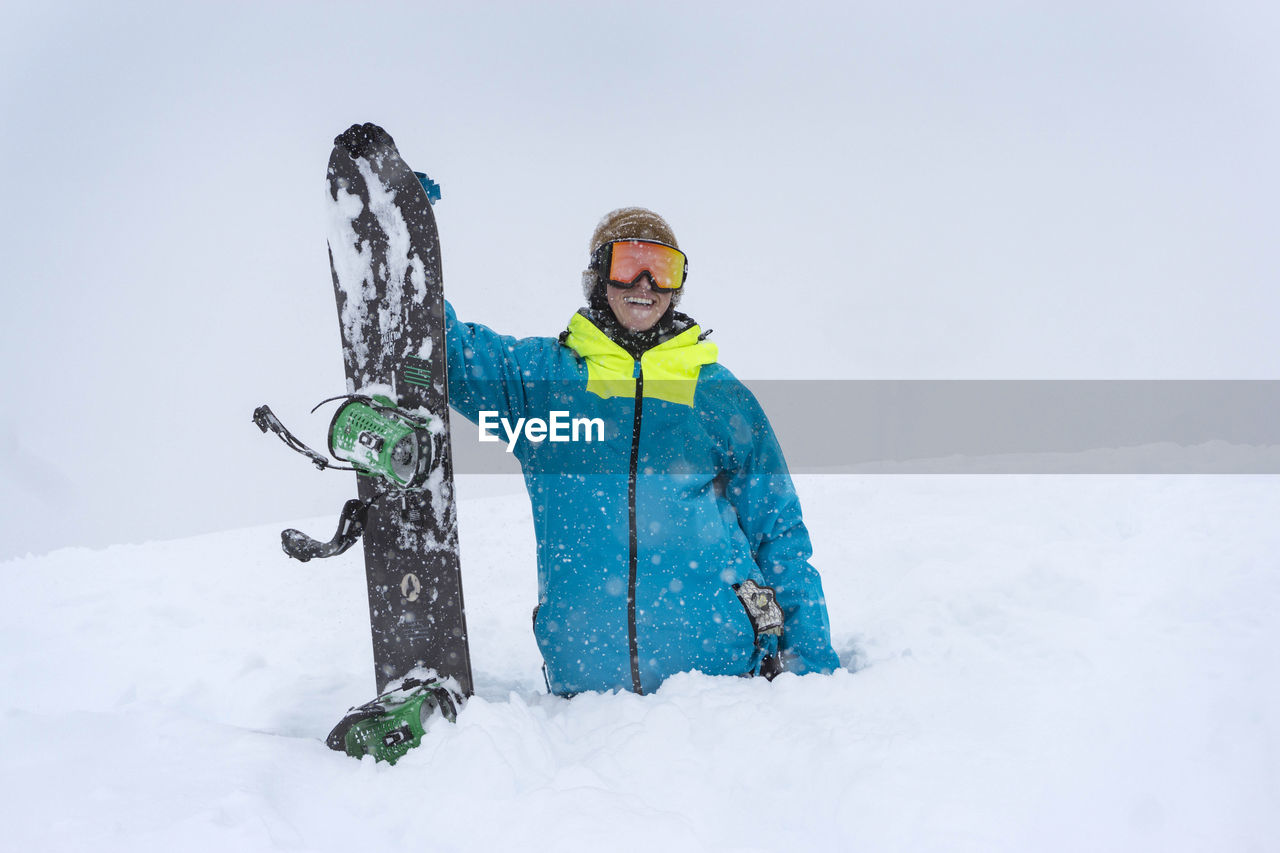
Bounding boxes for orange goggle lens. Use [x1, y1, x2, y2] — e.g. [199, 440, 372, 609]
[597, 240, 687, 290]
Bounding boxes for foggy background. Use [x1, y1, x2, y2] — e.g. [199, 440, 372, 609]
[2, 1, 1277, 560]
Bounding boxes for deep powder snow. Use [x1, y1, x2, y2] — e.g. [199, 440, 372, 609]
[1, 475, 1276, 852]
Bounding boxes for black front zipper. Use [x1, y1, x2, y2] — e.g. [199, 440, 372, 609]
[626, 365, 644, 694]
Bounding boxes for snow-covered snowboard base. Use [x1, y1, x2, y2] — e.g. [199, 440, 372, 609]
[325, 123, 471, 695]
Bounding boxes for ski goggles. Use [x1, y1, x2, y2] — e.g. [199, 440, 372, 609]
[590, 239, 688, 291]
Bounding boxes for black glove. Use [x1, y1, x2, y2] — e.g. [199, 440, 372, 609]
[334, 122, 396, 159]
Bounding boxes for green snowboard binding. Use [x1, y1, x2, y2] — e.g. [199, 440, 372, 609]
[251, 393, 442, 562]
[326, 676, 461, 765]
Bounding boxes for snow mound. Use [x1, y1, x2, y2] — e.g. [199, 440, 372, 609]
[2, 475, 1277, 852]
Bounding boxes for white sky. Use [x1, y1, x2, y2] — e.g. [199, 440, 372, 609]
[2, 1, 1278, 558]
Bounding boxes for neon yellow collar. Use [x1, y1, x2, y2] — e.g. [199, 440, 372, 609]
[563, 313, 718, 406]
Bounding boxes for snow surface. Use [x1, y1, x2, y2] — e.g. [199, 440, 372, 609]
[3, 474, 1277, 852]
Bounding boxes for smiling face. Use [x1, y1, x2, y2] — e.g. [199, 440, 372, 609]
[605, 275, 674, 332]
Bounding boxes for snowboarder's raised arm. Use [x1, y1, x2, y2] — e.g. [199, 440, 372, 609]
[443, 300, 534, 426]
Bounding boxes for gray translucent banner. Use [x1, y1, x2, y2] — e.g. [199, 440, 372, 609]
[447, 381, 1280, 474]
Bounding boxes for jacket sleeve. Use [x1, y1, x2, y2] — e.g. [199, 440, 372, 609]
[723, 383, 841, 676]
[444, 300, 531, 426]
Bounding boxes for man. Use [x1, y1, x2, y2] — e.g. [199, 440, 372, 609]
[446, 208, 839, 696]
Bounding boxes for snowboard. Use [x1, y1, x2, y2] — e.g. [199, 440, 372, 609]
[324, 123, 472, 696]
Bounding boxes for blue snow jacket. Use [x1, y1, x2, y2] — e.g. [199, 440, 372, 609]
[445, 302, 840, 696]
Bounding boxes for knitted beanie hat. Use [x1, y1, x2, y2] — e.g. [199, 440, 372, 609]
[581, 207, 682, 304]
[589, 207, 678, 254]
